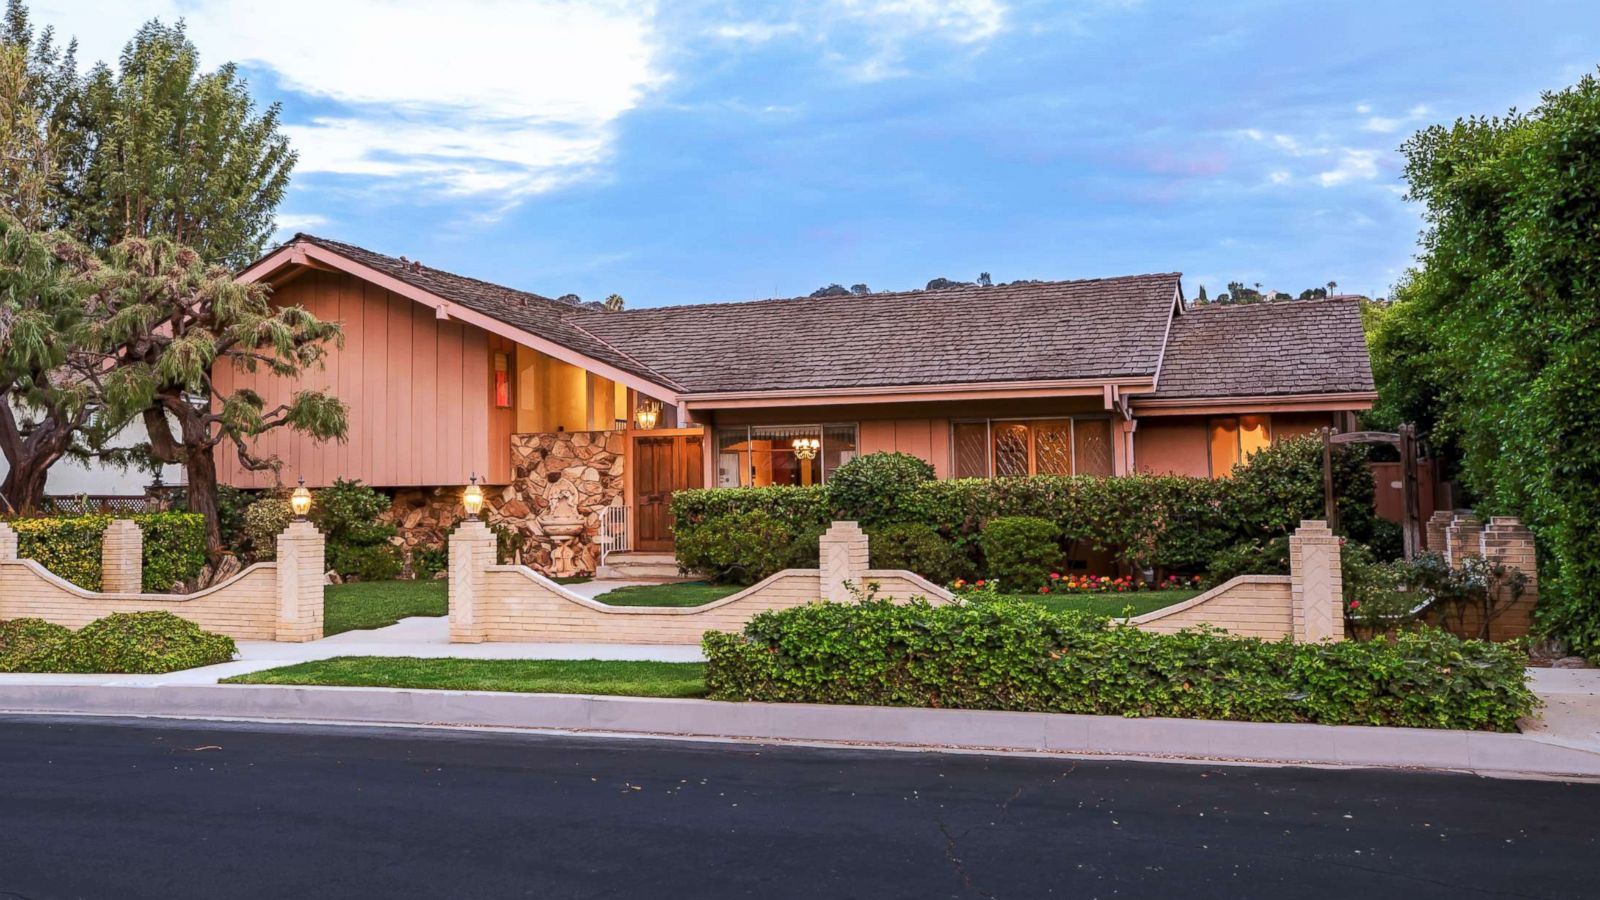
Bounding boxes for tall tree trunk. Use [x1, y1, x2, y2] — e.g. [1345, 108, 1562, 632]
[0, 406, 74, 516]
[185, 443, 223, 556]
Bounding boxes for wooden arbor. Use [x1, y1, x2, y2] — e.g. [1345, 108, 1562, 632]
[1322, 423, 1423, 559]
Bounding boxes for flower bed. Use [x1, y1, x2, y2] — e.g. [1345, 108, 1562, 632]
[702, 600, 1536, 731]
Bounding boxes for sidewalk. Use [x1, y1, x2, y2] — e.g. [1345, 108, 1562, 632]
[3, 662, 1600, 780]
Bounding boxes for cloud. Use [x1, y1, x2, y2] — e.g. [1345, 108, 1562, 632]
[713, 20, 802, 43]
[1318, 150, 1379, 187]
[1268, 170, 1291, 185]
[274, 213, 329, 233]
[35, 0, 664, 208]
[1361, 103, 1432, 133]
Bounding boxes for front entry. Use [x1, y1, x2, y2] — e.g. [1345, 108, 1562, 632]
[633, 434, 705, 551]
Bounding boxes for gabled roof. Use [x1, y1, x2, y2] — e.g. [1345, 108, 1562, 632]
[244, 234, 1375, 406]
[1150, 298, 1375, 399]
[287, 235, 685, 392]
[579, 274, 1182, 394]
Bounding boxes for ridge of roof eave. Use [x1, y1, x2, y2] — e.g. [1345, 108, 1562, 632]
[236, 237, 687, 405]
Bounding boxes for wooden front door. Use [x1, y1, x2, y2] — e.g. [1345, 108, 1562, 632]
[634, 434, 704, 551]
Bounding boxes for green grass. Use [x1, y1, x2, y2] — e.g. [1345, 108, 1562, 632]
[1011, 588, 1203, 617]
[324, 580, 447, 636]
[224, 656, 708, 698]
[593, 581, 744, 607]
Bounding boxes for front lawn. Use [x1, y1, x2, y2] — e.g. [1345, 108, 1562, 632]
[225, 656, 708, 698]
[324, 580, 447, 636]
[1014, 588, 1203, 617]
[593, 581, 744, 607]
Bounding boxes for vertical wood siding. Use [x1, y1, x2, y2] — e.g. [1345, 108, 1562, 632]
[216, 271, 502, 488]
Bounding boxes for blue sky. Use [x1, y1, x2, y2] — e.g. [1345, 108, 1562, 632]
[36, 0, 1600, 306]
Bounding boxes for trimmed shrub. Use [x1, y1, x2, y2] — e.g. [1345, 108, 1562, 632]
[412, 546, 448, 579]
[11, 515, 108, 589]
[135, 512, 208, 592]
[1205, 536, 1291, 586]
[828, 452, 934, 526]
[7, 513, 205, 592]
[978, 516, 1061, 592]
[314, 479, 400, 579]
[329, 543, 404, 582]
[674, 508, 817, 585]
[242, 492, 294, 561]
[867, 523, 972, 585]
[0, 618, 73, 672]
[670, 434, 1375, 584]
[702, 600, 1536, 731]
[57, 611, 236, 674]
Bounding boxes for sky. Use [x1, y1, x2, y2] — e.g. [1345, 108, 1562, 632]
[27, 0, 1600, 306]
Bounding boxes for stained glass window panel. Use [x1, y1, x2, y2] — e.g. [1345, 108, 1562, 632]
[953, 422, 989, 478]
[993, 423, 1030, 477]
[1035, 421, 1074, 475]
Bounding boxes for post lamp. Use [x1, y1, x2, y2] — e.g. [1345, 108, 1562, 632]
[289, 477, 313, 521]
[463, 473, 485, 521]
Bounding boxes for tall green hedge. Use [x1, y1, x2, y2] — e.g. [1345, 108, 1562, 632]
[702, 600, 1535, 731]
[7, 513, 207, 592]
[671, 436, 1374, 582]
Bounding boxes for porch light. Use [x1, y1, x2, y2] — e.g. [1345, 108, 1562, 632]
[791, 437, 820, 460]
[290, 478, 313, 521]
[634, 400, 660, 430]
[463, 473, 485, 520]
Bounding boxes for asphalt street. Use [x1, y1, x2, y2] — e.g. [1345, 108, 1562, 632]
[1, 715, 1596, 899]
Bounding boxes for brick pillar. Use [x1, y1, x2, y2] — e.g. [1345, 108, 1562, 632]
[1425, 510, 1454, 555]
[0, 522, 16, 560]
[274, 520, 326, 642]
[449, 520, 497, 643]
[819, 521, 870, 603]
[1478, 517, 1539, 642]
[100, 519, 143, 593]
[1290, 520, 1344, 642]
[1445, 511, 1484, 568]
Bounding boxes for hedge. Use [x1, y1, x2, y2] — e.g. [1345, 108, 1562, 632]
[0, 611, 236, 674]
[7, 513, 207, 592]
[671, 436, 1376, 583]
[701, 600, 1536, 731]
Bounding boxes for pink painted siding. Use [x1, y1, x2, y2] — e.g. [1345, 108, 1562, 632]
[217, 271, 502, 488]
[1134, 418, 1210, 477]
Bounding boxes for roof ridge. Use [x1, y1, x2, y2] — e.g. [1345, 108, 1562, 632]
[611, 272, 1183, 315]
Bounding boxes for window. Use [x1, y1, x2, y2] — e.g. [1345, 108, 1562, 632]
[1208, 414, 1272, 477]
[493, 352, 511, 408]
[715, 424, 858, 487]
[951, 418, 1116, 478]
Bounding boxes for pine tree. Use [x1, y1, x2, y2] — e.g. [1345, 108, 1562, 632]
[92, 237, 346, 554]
[68, 19, 294, 267]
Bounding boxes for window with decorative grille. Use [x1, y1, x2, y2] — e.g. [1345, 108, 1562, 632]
[950, 418, 1116, 478]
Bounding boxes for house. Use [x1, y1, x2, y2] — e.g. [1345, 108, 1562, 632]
[230, 235, 1376, 575]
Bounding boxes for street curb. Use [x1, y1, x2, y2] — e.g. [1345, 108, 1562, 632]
[2, 683, 1597, 779]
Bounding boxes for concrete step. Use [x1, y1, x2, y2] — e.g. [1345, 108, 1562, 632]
[597, 554, 682, 580]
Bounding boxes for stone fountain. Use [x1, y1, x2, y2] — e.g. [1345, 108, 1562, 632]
[538, 480, 587, 577]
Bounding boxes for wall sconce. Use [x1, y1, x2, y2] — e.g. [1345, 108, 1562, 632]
[791, 437, 820, 460]
[634, 400, 660, 430]
[463, 473, 485, 521]
[290, 477, 313, 521]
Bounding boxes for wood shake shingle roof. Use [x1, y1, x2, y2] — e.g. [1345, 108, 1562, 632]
[1152, 298, 1375, 399]
[272, 235, 1373, 403]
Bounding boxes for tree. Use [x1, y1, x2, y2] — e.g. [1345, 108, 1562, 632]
[925, 277, 972, 290]
[1194, 284, 1208, 303]
[602, 293, 624, 311]
[1298, 286, 1328, 300]
[65, 18, 294, 267]
[977, 272, 992, 287]
[93, 237, 346, 554]
[849, 283, 870, 296]
[809, 283, 852, 298]
[0, 215, 114, 513]
[1327, 280, 1339, 294]
[1374, 68, 1600, 654]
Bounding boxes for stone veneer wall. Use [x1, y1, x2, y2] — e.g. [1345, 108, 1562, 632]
[383, 430, 625, 578]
